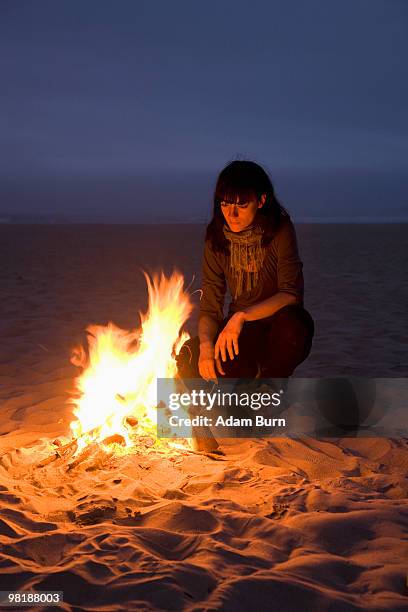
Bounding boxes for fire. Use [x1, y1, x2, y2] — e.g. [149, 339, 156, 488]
[69, 271, 193, 454]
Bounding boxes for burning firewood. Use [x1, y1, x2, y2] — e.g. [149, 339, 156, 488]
[125, 416, 138, 427]
[66, 435, 125, 471]
[67, 443, 99, 471]
[101, 434, 126, 446]
[39, 433, 125, 471]
[188, 448, 226, 460]
[36, 438, 78, 468]
[191, 427, 220, 453]
[35, 422, 108, 469]
[172, 374, 222, 454]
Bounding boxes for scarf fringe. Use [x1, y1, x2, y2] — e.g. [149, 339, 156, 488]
[223, 225, 265, 299]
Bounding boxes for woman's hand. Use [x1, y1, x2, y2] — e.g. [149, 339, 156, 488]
[214, 312, 246, 363]
[198, 341, 225, 383]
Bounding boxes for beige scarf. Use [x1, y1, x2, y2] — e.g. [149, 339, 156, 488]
[223, 224, 266, 299]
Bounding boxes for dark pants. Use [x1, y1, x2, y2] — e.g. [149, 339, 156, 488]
[176, 304, 315, 380]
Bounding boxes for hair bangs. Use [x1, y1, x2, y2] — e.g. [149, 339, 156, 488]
[215, 172, 258, 205]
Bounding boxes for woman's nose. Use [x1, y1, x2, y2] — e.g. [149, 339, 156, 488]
[230, 205, 239, 217]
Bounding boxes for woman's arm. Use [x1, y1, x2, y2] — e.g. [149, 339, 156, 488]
[198, 314, 219, 345]
[213, 293, 297, 363]
[198, 241, 227, 381]
[239, 291, 298, 322]
[231, 219, 303, 323]
[198, 315, 226, 381]
[199, 240, 226, 327]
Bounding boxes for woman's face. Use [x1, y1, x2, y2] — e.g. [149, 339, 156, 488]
[221, 194, 265, 232]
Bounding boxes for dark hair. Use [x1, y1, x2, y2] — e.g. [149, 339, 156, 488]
[206, 160, 289, 253]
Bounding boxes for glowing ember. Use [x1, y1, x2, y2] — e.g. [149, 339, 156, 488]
[69, 271, 193, 454]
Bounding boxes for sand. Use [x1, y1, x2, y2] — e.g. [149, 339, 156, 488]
[0, 223, 407, 611]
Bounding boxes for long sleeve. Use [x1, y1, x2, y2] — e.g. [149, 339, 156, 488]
[199, 240, 226, 324]
[276, 220, 304, 303]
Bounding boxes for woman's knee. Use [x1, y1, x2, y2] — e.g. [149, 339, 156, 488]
[270, 304, 314, 340]
[266, 305, 315, 365]
[259, 306, 314, 376]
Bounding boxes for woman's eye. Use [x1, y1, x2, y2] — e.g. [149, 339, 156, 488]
[220, 201, 248, 208]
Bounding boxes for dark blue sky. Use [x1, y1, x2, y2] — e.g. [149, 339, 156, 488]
[1, 0, 407, 221]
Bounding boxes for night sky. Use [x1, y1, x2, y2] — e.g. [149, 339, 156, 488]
[1, 0, 407, 222]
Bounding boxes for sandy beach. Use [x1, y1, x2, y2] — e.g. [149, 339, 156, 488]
[0, 223, 407, 611]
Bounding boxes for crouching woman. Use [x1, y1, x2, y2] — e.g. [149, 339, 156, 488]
[177, 160, 314, 384]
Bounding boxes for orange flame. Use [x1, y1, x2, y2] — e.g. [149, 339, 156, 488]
[69, 271, 193, 453]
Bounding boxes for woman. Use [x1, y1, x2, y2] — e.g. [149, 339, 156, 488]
[177, 160, 314, 384]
